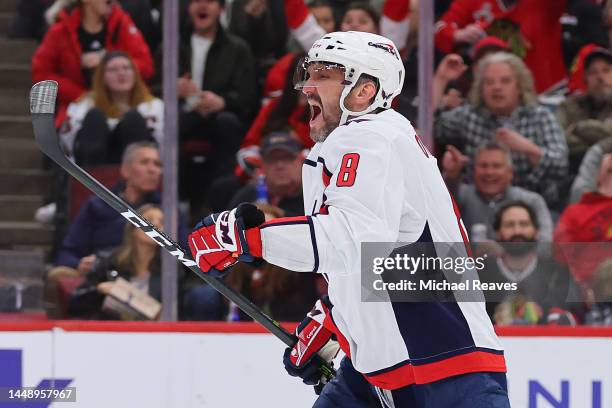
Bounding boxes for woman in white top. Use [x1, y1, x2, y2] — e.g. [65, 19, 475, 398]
[60, 50, 163, 164]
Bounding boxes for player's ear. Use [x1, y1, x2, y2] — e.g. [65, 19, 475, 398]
[350, 80, 377, 109]
[358, 80, 377, 102]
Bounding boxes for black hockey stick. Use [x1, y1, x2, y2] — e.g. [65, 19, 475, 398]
[30, 80, 335, 381]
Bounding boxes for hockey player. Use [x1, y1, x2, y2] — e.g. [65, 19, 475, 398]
[188, 31, 510, 407]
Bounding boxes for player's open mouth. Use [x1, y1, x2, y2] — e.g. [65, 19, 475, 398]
[309, 104, 322, 125]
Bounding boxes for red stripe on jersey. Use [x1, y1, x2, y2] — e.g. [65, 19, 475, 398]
[364, 363, 416, 389]
[245, 227, 263, 258]
[261, 216, 309, 227]
[322, 309, 352, 360]
[322, 169, 331, 187]
[446, 187, 472, 257]
[363, 350, 506, 390]
[411, 350, 506, 385]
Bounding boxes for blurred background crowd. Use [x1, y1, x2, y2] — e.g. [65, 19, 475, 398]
[0, 0, 611, 326]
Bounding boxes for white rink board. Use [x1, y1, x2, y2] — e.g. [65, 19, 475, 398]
[501, 336, 612, 408]
[0, 326, 611, 407]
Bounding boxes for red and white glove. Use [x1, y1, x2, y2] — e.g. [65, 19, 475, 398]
[188, 203, 265, 276]
[283, 297, 340, 386]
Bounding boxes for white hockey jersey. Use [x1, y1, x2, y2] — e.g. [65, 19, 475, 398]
[259, 109, 506, 389]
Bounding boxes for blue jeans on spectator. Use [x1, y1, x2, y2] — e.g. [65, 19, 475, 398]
[182, 283, 225, 320]
[314, 357, 510, 408]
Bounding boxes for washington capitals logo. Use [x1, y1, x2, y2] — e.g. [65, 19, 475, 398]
[368, 42, 399, 59]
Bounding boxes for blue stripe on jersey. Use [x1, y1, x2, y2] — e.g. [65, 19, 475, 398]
[304, 158, 317, 167]
[342, 118, 371, 126]
[410, 346, 505, 366]
[307, 217, 320, 273]
[260, 217, 320, 273]
[317, 157, 333, 177]
[388, 223, 476, 363]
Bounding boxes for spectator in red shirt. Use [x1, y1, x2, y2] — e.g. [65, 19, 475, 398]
[434, 0, 567, 94]
[32, 0, 154, 128]
[555, 153, 612, 287]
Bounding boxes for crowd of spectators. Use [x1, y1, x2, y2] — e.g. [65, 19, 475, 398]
[18, 0, 612, 325]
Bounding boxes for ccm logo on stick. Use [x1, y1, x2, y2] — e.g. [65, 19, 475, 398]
[121, 209, 197, 267]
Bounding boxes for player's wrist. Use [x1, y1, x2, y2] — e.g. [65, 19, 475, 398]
[233, 203, 265, 262]
[244, 227, 263, 258]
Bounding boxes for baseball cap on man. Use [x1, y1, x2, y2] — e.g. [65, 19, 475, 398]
[584, 47, 612, 70]
[261, 132, 301, 160]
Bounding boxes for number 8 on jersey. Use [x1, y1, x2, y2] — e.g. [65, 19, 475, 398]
[337, 153, 360, 187]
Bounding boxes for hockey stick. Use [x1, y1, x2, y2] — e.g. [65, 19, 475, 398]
[30, 80, 335, 381]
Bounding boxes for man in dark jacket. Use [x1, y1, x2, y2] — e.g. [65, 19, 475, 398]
[55, 142, 187, 273]
[177, 0, 258, 209]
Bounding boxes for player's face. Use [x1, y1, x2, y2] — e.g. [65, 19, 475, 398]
[340, 9, 378, 34]
[311, 6, 335, 33]
[189, 0, 222, 34]
[123, 147, 162, 194]
[104, 56, 135, 95]
[481, 62, 520, 116]
[473, 150, 512, 198]
[496, 207, 537, 243]
[301, 63, 346, 142]
[585, 59, 612, 103]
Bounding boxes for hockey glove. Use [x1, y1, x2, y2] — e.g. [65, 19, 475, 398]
[188, 203, 265, 277]
[283, 296, 340, 389]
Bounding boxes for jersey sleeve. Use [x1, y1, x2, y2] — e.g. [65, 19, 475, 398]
[259, 125, 405, 274]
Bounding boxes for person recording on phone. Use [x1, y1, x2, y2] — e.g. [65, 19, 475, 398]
[435, 52, 568, 208]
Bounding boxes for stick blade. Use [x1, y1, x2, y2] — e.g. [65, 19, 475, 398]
[30, 80, 58, 114]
